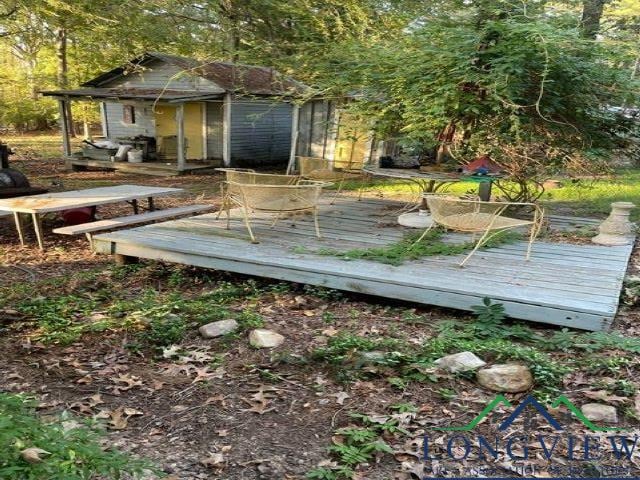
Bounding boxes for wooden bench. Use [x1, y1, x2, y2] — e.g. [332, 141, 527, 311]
[53, 204, 213, 246]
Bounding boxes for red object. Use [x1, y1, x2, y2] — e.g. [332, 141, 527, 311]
[463, 155, 502, 174]
[61, 207, 95, 226]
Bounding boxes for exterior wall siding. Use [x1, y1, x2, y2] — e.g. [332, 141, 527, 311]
[206, 102, 224, 159]
[229, 99, 292, 166]
[295, 99, 335, 159]
[103, 101, 155, 138]
[100, 59, 224, 92]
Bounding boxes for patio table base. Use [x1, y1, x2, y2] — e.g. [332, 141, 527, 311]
[398, 210, 433, 228]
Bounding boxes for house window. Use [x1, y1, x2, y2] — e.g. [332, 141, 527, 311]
[123, 105, 136, 124]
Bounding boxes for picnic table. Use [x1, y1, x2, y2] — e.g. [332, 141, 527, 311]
[0, 184, 183, 250]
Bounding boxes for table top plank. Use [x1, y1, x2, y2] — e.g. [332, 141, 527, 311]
[0, 185, 183, 213]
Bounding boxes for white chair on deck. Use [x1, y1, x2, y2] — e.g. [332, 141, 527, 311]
[414, 194, 545, 267]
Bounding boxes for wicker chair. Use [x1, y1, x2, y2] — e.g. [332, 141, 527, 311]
[414, 194, 545, 267]
[221, 179, 330, 243]
[296, 156, 365, 203]
[216, 168, 301, 221]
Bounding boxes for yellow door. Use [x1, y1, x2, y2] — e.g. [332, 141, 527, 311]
[154, 104, 204, 160]
[155, 105, 178, 160]
[155, 105, 177, 137]
[183, 102, 204, 160]
[334, 113, 368, 169]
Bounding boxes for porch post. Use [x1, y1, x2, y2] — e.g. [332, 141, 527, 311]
[222, 93, 231, 167]
[176, 103, 186, 171]
[58, 98, 71, 157]
[286, 103, 300, 175]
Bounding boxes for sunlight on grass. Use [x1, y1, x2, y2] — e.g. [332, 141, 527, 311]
[343, 168, 640, 221]
[544, 170, 640, 220]
[3, 132, 82, 160]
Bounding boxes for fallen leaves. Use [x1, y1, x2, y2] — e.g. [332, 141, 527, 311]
[95, 406, 144, 430]
[583, 389, 629, 404]
[241, 385, 282, 414]
[20, 448, 51, 464]
[110, 373, 143, 394]
[69, 393, 104, 414]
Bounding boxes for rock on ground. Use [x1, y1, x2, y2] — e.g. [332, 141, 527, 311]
[435, 351, 486, 372]
[199, 319, 239, 338]
[249, 329, 284, 348]
[476, 364, 533, 393]
[581, 403, 618, 424]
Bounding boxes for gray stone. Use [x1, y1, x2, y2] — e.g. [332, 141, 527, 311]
[249, 329, 284, 348]
[581, 403, 618, 424]
[435, 351, 486, 373]
[477, 364, 533, 393]
[356, 351, 386, 366]
[198, 319, 239, 338]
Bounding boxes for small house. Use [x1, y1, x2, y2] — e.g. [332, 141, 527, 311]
[42, 52, 307, 174]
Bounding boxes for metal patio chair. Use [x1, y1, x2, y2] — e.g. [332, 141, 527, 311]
[220, 179, 331, 243]
[216, 168, 301, 221]
[296, 156, 365, 203]
[414, 194, 545, 267]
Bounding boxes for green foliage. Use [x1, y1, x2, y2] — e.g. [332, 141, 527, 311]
[136, 313, 187, 347]
[15, 294, 100, 344]
[235, 310, 265, 329]
[9, 270, 273, 348]
[470, 297, 507, 338]
[311, 333, 399, 365]
[308, 413, 399, 479]
[0, 393, 155, 479]
[315, 229, 520, 266]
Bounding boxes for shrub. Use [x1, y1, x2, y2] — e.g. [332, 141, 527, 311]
[0, 393, 156, 479]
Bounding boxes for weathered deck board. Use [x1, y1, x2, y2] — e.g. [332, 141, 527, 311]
[92, 196, 634, 331]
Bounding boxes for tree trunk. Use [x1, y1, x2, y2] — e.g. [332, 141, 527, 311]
[55, 27, 75, 137]
[581, 0, 607, 39]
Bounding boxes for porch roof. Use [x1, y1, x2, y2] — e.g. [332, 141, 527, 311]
[40, 87, 224, 102]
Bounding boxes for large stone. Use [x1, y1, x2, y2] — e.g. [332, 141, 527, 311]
[435, 351, 486, 373]
[477, 364, 533, 393]
[249, 329, 284, 348]
[199, 319, 239, 338]
[581, 403, 618, 424]
[356, 351, 387, 366]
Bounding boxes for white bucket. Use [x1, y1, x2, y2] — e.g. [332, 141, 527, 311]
[127, 149, 143, 163]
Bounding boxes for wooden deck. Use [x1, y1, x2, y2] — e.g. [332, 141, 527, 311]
[92, 196, 634, 331]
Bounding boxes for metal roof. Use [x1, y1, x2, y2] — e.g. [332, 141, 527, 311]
[80, 52, 309, 96]
[40, 87, 224, 102]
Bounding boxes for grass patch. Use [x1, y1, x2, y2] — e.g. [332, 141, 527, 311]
[6, 268, 276, 347]
[0, 393, 156, 479]
[311, 229, 521, 266]
[341, 168, 640, 221]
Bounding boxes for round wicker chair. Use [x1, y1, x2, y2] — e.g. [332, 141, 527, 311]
[296, 156, 365, 203]
[216, 168, 301, 222]
[414, 194, 545, 267]
[221, 179, 331, 243]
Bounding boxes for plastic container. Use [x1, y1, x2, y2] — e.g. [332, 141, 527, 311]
[127, 149, 143, 163]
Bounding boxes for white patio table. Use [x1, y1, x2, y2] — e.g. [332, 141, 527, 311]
[0, 184, 183, 250]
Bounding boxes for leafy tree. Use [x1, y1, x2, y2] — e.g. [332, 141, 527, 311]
[313, 0, 639, 200]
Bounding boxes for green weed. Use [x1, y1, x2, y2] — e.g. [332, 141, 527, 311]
[0, 393, 157, 479]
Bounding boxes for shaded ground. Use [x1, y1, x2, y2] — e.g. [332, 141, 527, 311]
[2, 134, 640, 479]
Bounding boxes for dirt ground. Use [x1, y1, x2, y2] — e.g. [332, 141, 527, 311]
[2, 147, 640, 480]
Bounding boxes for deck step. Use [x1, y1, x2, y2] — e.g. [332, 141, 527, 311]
[53, 204, 214, 236]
